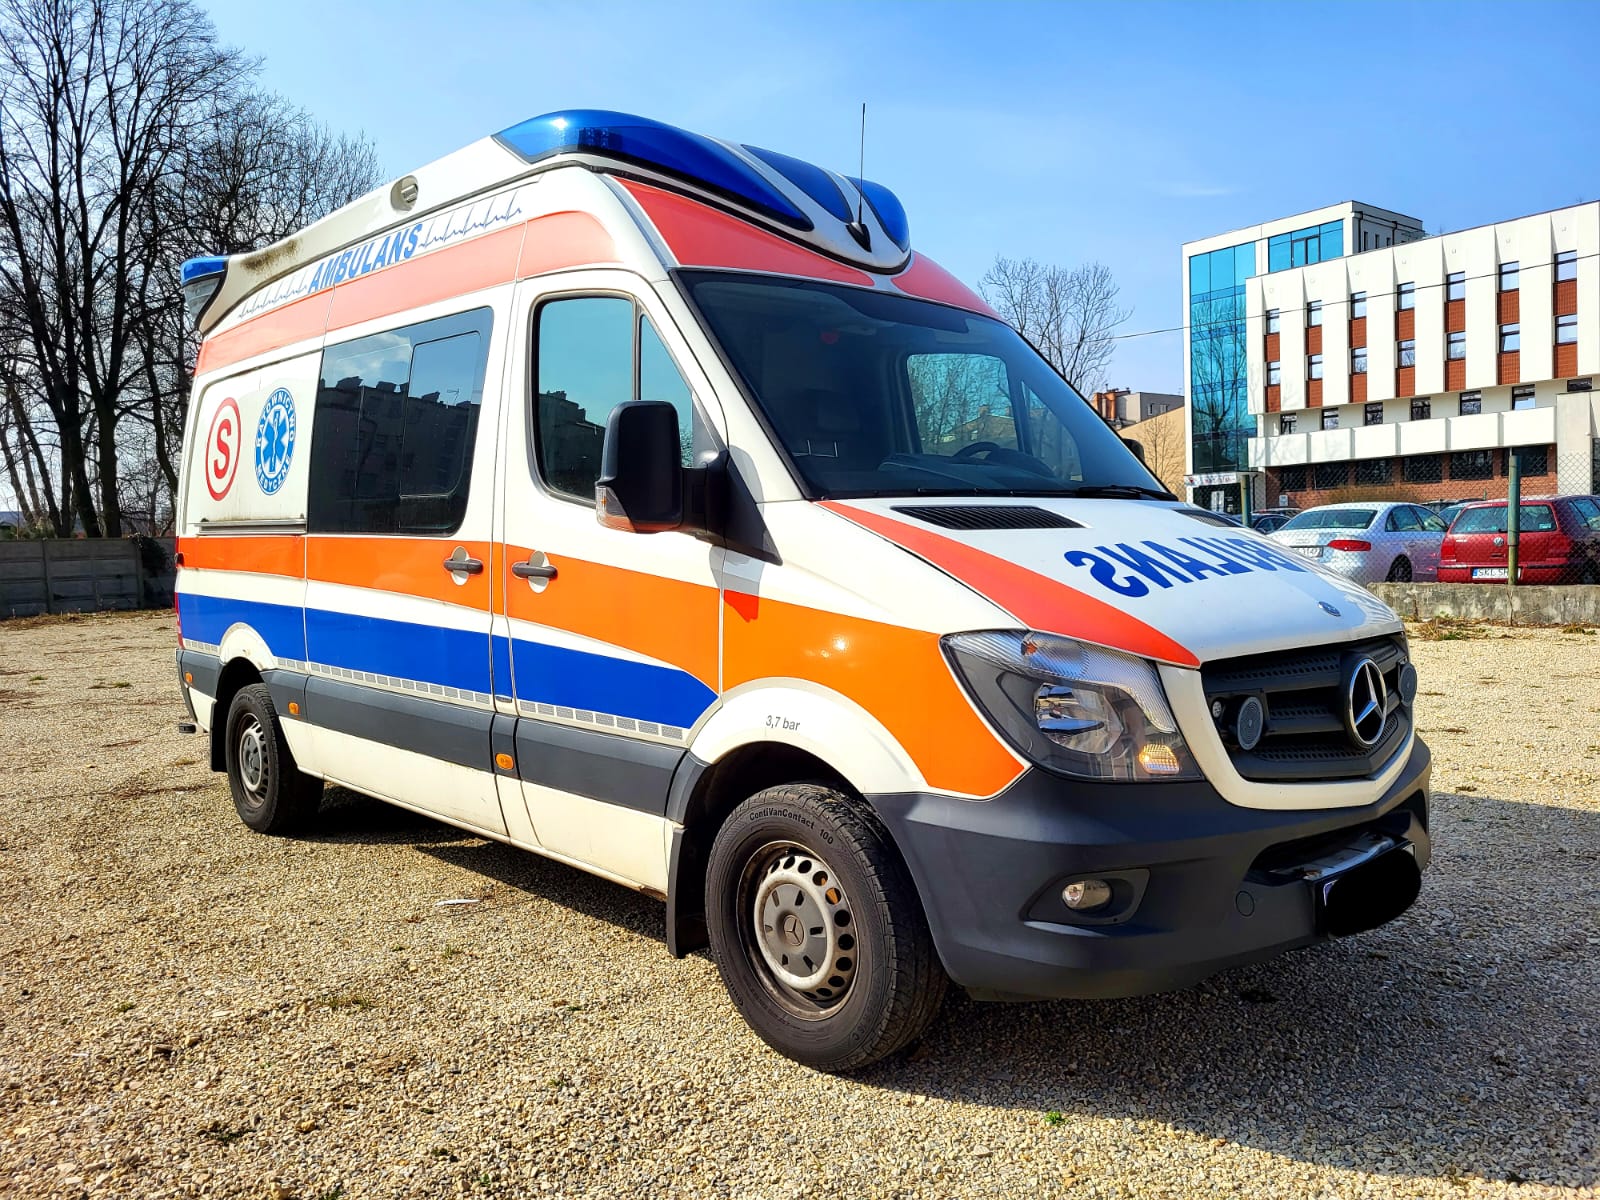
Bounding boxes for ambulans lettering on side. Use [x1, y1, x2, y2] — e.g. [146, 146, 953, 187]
[174, 110, 1432, 1071]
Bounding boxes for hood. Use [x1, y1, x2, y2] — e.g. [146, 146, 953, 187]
[821, 498, 1402, 667]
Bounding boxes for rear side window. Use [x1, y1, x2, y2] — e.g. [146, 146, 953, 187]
[1386, 507, 1421, 532]
[307, 308, 493, 535]
[535, 297, 698, 501]
[1570, 497, 1600, 529]
[1453, 504, 1556, 534]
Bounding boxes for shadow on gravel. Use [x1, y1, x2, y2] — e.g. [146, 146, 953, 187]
[854, 789, 1599, 1191]
[301, 787, 478, 845]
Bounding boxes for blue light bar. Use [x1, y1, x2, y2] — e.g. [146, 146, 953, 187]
[496, 109, 811, 230]
[743, 145, 852, 224]
[180, 255, 228, 285]
[847, 177, 909, 251]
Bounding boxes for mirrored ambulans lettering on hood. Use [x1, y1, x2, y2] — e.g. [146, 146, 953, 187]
[173, 109, 1432, 1073]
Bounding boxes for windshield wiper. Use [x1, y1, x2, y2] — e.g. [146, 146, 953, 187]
[1060, 483, 1176, 501]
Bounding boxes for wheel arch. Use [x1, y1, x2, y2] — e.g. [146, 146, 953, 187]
[209, 656, 264, 770]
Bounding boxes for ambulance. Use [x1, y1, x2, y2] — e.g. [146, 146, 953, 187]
[175, 110, 1432, 1070]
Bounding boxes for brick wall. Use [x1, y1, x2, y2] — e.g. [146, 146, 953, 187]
[1264, 444, 1557, 509]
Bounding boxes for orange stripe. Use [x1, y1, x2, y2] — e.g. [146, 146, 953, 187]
[327, 224, 524, 332]
[821, 502, 1200, 669]
[198, 289, 331, 376]
[619, 179, 875, 286]
[177, 535, 304, 578]
[502, 548, 719, 689]
[517, 210, 618, 278]
[306, 535, 492, 609]
[722, 592, 1023, 797]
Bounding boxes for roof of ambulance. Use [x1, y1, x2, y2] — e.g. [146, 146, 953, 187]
[187, 109, 922, 334]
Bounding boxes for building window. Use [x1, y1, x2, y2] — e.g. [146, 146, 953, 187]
[1459, 393, 1482, 415]
[1279, 413, 1297, 434]
[1307, 301, 1322, 327]
[1556, 250, 1578, 282]
[1557, 313, 1578, 344]
[1314, 461, 1348, 490]
[307, 307, 493, 537]
[1397, 282, 1415, 310]
[1365, 402, 1384, 426]
[1499, 261, 1519, 292]
[1446, 271, 1466, 302]
[1267, 360, 1281, 386]
[1321, 409, 1339, 431]
[1403, 454, 1444, 484]
[1510, 446, 1548, 476]
[1308, 353, 1323, 380]
[1351, 291, 1367, 319]
[1499, 323, 1520, 353]
[1451, 450, 1494, 480]
[1398, 338, 1416, 367]
[1447, 331, 1466, 360]
[1266, 308, 1280, 334]
[1268, 220, 1344, 272]
[1351, 346, 1368, 374]
[1280, 464, 1307, 491]
[1355, 458, 1391, 485]
[1512, 385, 1535, 410]
[1410, 397, 1431, 421]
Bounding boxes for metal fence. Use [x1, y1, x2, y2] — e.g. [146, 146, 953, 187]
[1256, 448, 1600, 588]
[0, 538, 175, 618]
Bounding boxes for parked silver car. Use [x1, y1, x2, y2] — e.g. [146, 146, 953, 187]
[1268, 501, 1448, 583]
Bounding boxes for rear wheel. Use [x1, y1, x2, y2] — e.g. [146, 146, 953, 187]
[224, 684, 321, 834]
[1387, 556, 1413, 582]
[1580, 562, 1599, 585]
[705, 783, 947, 1072]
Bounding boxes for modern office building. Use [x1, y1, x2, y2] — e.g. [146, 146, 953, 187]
[1183, 200, 1600, 512]
[1181, 202, 1426, 512]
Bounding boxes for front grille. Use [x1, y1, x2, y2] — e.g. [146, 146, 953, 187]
[1201, 636, 1411, 782]
[891, 504, 1082, 530]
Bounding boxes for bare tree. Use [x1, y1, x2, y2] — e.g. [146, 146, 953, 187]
[0, 0, 380, 536]
[980, 256, 1131, 395]
[1121, 408, 1185, 495]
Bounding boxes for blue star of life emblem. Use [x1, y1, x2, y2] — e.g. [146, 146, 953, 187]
[254, 387, 297, 495]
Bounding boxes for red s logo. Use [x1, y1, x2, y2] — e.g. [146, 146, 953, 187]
[205, 397, 241, 500]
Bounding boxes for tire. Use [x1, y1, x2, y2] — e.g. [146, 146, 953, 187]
[224, 683, 322, 835]
[1580, 562, 1599, 586]
[1387, 556, 1413, 582]
[705, 783, 947, 1072]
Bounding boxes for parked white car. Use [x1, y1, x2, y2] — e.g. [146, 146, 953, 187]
[1269, 502, 1448, 584]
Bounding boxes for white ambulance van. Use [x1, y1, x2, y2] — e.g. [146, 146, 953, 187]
[175, 110, 1431, 1070]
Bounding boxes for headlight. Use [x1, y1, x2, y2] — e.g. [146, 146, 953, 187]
[943, 630, 1201, 782]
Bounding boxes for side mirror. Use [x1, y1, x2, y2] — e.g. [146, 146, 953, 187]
[1121, 437, 1146, 464]
[596, 400, 683, 533]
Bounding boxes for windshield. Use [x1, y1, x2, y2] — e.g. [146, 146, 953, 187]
[681, 272, 1168, 499]
[1281, 508, 1376, 531]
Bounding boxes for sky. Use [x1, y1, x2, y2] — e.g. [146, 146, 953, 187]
[193, 0, 1600, 396]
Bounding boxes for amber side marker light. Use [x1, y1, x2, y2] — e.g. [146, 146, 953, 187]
[183, 672, 193, 685]
[287, 702, 300, 717]
[495, 752, 514, 771]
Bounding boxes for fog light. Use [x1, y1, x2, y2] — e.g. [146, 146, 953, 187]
[1062, 878, 1112, 910]
[1137, 742, 1182, 775]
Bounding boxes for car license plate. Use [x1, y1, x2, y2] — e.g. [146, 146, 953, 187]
[1295, 546, 1322, 559]
[1472, 567, 1508, 580]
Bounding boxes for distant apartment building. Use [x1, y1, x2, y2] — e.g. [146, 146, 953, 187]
[1181, 202, 1426, 511]
[1091, 388, 1183, 429]
[1183, 201, 1600, 512]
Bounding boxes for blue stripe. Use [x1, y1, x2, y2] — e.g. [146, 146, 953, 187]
[178, 594, 306, 660]
[511, 638, 716, 730]
[305, 608, 491, 694]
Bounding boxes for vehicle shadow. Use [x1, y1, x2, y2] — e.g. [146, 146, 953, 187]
[306, 786, 666, 941]
[855, 788, 1599, 1190]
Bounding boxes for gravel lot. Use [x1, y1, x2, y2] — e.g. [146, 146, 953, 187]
[1, 609, 1596, 1200]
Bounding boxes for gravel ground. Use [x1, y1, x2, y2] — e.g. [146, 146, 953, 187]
[0, 609, 1596, 1200]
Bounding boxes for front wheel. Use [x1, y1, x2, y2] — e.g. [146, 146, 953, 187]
[705, 784, 947, 1072]
[1387, 556, 1413, 582]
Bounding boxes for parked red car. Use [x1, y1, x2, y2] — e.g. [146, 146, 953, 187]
[1438, 495, 1600, 584]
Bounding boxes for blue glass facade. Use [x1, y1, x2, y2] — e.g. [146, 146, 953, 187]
[1267, 221, 1344, 272]
[1188, 242, 1254, 474]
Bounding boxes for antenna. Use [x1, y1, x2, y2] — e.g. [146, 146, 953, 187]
[857, 102, 866, 225]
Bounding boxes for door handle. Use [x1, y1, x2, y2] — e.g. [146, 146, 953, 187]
[442, 554, 484, 575]
[512, 559, 557, 580]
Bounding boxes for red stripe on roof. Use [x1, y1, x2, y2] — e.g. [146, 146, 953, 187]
[619, 178, 875, 286]
[820, 501, 1200, 668]
[891, 253, 997, 318]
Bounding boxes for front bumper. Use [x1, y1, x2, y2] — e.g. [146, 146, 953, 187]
[869, 738, 1431, 1001]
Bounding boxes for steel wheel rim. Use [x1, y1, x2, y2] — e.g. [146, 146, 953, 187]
[737, 840, 858, 1019]
[237, 715, 268, 807]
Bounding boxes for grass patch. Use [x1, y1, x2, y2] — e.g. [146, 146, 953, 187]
[1409, 616, 1488, 641]
[1043, 1109, 1065, 1127]
[1560, 623, 1596, 635]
